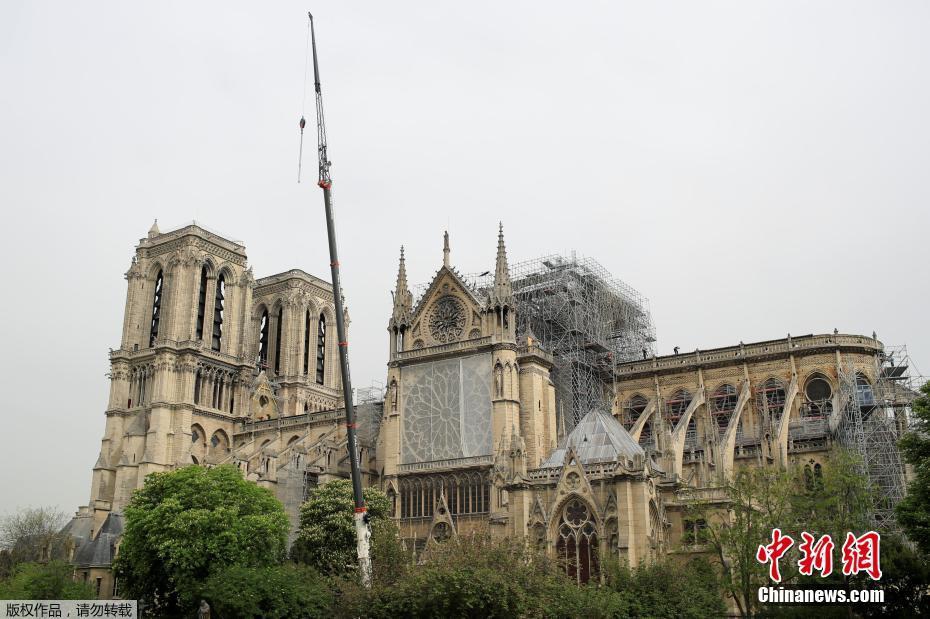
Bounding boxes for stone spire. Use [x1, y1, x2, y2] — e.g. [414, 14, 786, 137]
[392, 246, 413, 321]
[443, 230, 450, 268]
[148, 219, 160, 238]
[493, 222, 512, 300]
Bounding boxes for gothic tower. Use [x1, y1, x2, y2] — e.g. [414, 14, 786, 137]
[84, 223, 342, 536]
[377, 227, 557, 545]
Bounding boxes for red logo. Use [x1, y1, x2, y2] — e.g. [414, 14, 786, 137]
[798, 532, 835, 577]
[756, 528, 795, 583]
[757, 529, 882, 582]
[841, 531, 882, 580]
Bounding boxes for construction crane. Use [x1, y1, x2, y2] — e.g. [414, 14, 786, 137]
[308, 12, 372, 587]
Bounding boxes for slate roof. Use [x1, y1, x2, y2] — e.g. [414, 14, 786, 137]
[541, 408, 644, 468]
[73, 513, 123, 568]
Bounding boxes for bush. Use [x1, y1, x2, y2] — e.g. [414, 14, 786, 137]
[335, 534, 725, 619]
[201, 564, 332, 619]
[344, 533, 635, 619]
[0, 561, 95, 600]
[603, 557, 726, 619]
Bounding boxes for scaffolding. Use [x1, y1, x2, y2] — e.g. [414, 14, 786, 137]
[835, 345, 918, 531]
[463, 253, 655, 434]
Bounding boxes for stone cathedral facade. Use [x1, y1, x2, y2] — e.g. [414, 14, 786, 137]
[68, 221, 896, 595]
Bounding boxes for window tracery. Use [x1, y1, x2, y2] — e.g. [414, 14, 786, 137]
[398, 471, 490, 519]
[556, 498, 598, 584]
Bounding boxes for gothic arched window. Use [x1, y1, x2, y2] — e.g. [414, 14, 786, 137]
[258, 310, 269, 370]
[804, 374, 833, 418]
[195, 266, 208, 340]
[211, 274, 225, 351]
[711, 384, 738, 433]
[757, 378, 787, 425]
[316, 313, 326, 385]
[303, 310, 311, 375]
[556, 499, 598, 584]
[664, 389, 692, 430]
[149, 270, 163, 347]
[273, 306, 284, 375]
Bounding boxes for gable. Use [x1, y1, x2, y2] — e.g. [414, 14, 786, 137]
[409, 267, 484, 347]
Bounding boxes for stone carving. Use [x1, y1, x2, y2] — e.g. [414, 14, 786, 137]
[428, 295, 466, 343]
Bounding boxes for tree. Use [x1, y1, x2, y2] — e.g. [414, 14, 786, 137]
[602, 557, 726, 619]
[291, 479, 391, 575]
[694, 451, 917, 617]
[897, 380, 930, 554]
[113, 464, 289, 615]
[0, 561, 95, 600]
[0, 506, 70, 573]
[689, 466, 797, 617]
[200, 564, 332, 619]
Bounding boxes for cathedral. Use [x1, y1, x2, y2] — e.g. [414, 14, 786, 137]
[66, 221, 908, 596]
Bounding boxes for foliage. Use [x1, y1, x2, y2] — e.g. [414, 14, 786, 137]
[0, 506, 70, 575]
[355, 534, 563, 619]
[200, 563, 332, 619]
[113, 464, 289, 615]
[602, 557, 726, 619]
[334, 533, 723, 619]
[690, 466, 797, 617]
[291, 479, 391, 575]
[0, 561, 95, 600]
[369, 517, 409, 587]
[897, 379, 930, 554]
[852, 534, 930, 618]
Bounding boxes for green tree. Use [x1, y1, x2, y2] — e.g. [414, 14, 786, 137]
[291, 479, 391, 575]
[602, 557, 726, 619]
[690, 466, 797, 617]
[113, 464, 289, 615]
[0, 561, 95, 600]
[200, 564, 332, 619]
[897, 380, 930, 554]
[791, 450, 872, 543]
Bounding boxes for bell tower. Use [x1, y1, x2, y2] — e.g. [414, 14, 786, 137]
[88, 222, 254, 533]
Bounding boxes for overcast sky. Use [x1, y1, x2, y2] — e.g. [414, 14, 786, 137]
[1, 1, 928, 515]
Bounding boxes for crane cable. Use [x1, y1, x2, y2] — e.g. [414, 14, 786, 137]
[297, 13, 312, 183]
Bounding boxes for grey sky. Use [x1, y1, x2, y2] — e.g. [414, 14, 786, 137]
[1, 1, 927, 514]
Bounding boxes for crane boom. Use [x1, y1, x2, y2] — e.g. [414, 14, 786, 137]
[308, 12, 372, 588]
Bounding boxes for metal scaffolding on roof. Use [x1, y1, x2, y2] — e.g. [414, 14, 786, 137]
[465, 253, 656, 434]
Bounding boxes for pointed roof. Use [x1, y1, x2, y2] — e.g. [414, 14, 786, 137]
[541, 408, 644, 468]
[148, 219, 160, 238]
[392, 246, 413, 323]
[487, 223, 513, 307]
[395, 246, 409, 296]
